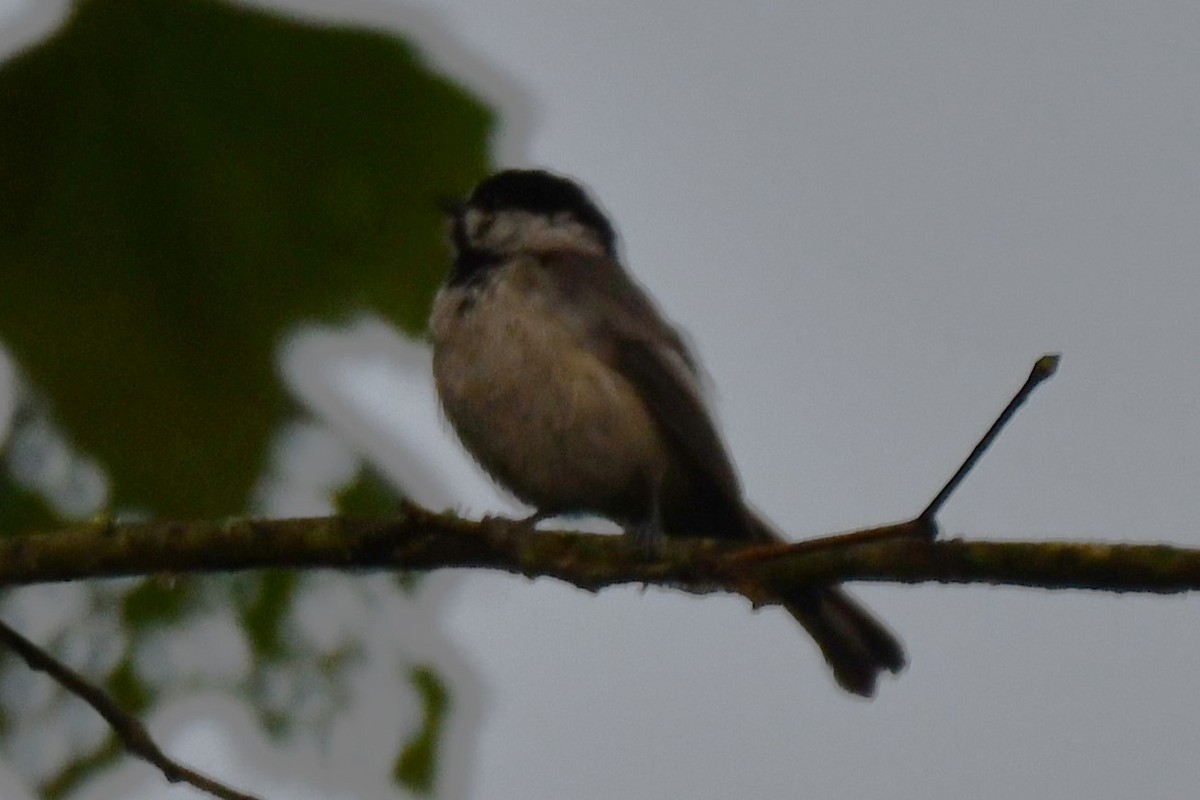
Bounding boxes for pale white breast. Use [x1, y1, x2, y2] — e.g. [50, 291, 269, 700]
[429, 260, 668, 517]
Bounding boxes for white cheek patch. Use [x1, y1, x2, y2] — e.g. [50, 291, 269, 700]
[484, 212, 534, 249]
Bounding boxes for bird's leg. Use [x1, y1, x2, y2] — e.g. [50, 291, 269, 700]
[627, 490, 664, 555]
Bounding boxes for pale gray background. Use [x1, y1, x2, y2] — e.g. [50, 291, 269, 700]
[1, 1, 1198, 798]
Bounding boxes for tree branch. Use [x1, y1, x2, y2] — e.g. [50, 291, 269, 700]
[2, 506, 1199, 598]
[0, 619, 263, 800]
[0, 354, 1124, 799]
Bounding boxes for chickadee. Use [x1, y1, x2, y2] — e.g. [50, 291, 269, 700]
[429, 169, 904, 696]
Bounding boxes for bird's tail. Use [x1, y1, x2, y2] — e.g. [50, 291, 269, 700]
[746, 513, 905, 697]
[782, 586, 905, 697]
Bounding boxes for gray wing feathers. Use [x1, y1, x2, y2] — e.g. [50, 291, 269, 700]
[539, 250, 743, 503]
[538, 250, 905, 695]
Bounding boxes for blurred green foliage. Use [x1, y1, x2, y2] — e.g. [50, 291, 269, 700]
[395, 664, 450, 796]
[0, 0, 493, 795]
[0, 475, 59, 536]
[336, 465, 425, 591]
[0, 0, 490, 516]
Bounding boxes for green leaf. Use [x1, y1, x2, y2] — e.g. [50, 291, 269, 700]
[39, 735, 121, 800]
[239, 570, 299, 663]
[120, 575, 198, 630]
[334, 466, 408, 518]
[0, 1, 490, 793]
[0, 474, 60, 537]
[394, 664, 451, 796]
[0, 0, 492, 517]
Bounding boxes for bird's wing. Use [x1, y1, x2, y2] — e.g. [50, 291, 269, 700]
[538, 250, 744, 508]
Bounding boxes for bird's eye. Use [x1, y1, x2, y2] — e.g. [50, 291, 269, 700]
[472, 212, 495, 237]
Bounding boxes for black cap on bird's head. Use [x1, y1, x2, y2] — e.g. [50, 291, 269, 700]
[442, 169, 617, 258]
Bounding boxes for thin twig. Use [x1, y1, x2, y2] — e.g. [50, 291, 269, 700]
[721, 520, 932, 567]
[0, 619, 263, 800]
[731, 354, 1063, 557]
[919, 353, 1061, 526]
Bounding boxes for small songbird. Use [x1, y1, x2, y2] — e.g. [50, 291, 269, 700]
[428, 168, 904, 696]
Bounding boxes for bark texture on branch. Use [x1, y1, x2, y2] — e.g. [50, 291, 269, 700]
[2, 502, 1198, 598]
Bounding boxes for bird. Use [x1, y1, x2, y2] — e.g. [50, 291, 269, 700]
[428, 168, 905, 696]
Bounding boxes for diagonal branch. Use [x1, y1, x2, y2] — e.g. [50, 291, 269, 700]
[0, 618, 263, 800]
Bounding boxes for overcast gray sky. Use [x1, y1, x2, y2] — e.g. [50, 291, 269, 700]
[4, 1, 1200, 798]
